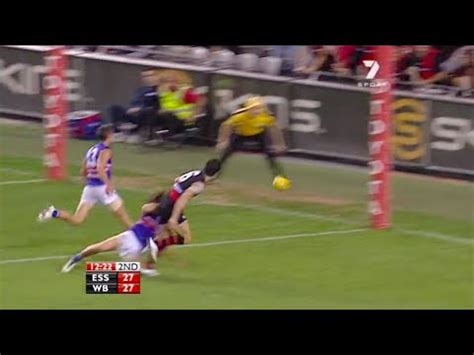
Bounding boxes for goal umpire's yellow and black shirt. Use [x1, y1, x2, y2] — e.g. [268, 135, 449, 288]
[223, 108, 276, 137]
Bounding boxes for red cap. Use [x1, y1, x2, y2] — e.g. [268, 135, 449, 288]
[183, 88, 199, 103]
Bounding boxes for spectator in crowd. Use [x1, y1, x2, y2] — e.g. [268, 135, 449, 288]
[271, 46, 306, 76]
[439, 46, 472, 74]
[394, 46, 414, 87]
[105, 67, 160, 143]
[349, 45, 376, 77]
[85, 45, 468, 97]
[398, 45, 450, 87]
[158, 74, 206, 139]
[206, 46, 243, 55]
[224, 46, 243, 55]
[294, 46, 336, 79]
[332, 45, 355, 76]
[449, 47, 474, 95]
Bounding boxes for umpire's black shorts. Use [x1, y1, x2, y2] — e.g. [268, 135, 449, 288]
[228, 131, 272, 154]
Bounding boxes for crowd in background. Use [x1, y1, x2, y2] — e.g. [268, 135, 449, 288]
[69, 45, 474, 97]
[278, 46, 473, 92]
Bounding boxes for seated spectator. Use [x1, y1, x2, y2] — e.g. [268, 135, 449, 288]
[294, 46, 336, 78]
[394, 46, 414, 87]
[271, 46, 306, 76]
[439, 46, 471, 74]
[332, 45, 355, 76]
[158, 74, 206, 138]
[398, 45, 450, 87]
[104, 67, 160, 143]
[349, 45, 376, 77]
[450, 47, 474, 95]
[224, 46, 243, 55]
[205, 46, 242, 56]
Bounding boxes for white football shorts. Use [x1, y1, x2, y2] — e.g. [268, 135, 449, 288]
[117, 230, 147, 261]
[79, 185, 122, 210]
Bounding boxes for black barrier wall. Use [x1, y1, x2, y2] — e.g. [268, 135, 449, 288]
[1, 46, 473, 177]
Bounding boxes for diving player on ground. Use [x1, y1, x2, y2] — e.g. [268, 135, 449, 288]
[61, 191, 165, 276]
[37, 124, 133, 228]
[216, 95, 290, 188]
[61, 159, 221, 275]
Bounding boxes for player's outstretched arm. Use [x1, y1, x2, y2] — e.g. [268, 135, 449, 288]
[142, 202, 159, 213]
[80, 158, 87, 182]
[168, 190, 193, 231]
[168, 181, 203, 231]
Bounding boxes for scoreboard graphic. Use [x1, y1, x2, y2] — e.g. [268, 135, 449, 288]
[86, 261, 141, 294]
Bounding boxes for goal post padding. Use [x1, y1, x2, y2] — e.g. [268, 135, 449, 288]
[43, 46, 68, 180]
[368, 45, 394, 229]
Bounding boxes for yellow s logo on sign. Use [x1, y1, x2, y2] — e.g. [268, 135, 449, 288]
[392, 98, 427, 161]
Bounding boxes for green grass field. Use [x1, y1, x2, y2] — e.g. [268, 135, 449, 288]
[0, 120, 472, 309]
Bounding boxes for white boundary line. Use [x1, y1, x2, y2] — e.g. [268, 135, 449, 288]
[0, 168, 39, 176]
[1, 175, 472, 245]
[181, 228, 366, 248]
[397, 229, 474, 246]
[0, 178, 46, 185]
[195, 200, 474, 245]
[195, 200, 359, 225]
[0, 228, 366, 265]
[0, 255, 70, 264]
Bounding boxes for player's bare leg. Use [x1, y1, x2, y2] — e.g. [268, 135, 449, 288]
[154, 220, 191, 256]
[259, 131, 286, 178]
[37, 202, 93, 225]
[59, 202, 94, 225]
[139, 226, 182, 276]
[175, 220, 192, 243]
[109, 200, 133, 228]
[264, 151, 285, 177]
[61, 235, 120, 273]
[80, 235, 120, 258]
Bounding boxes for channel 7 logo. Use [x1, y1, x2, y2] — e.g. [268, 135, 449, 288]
[358, 60, 388, 89]
[363, 60, 380, 79]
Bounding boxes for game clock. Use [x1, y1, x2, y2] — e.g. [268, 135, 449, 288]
[85, 261, 141, 294]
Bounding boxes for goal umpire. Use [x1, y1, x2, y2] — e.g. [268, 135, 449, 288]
[216, 96, 289, 181]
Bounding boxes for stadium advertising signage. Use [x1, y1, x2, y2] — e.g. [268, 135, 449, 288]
[0, 47, 83, 117]
[392, 97, 429, 167]
[289, 82, 369, 159]
[429, 101, 474, 172]
[0, 46, 473, 177]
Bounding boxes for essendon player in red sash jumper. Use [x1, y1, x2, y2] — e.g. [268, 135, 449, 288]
[37, 124, 133, 228]
[61, 159, 221, 276]
[147, 158, 221, 256]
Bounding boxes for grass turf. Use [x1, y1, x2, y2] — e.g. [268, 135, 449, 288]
[0, 122, 472, 309]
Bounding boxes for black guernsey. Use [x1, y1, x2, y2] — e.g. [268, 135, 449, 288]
[158, 170, 205, 224]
